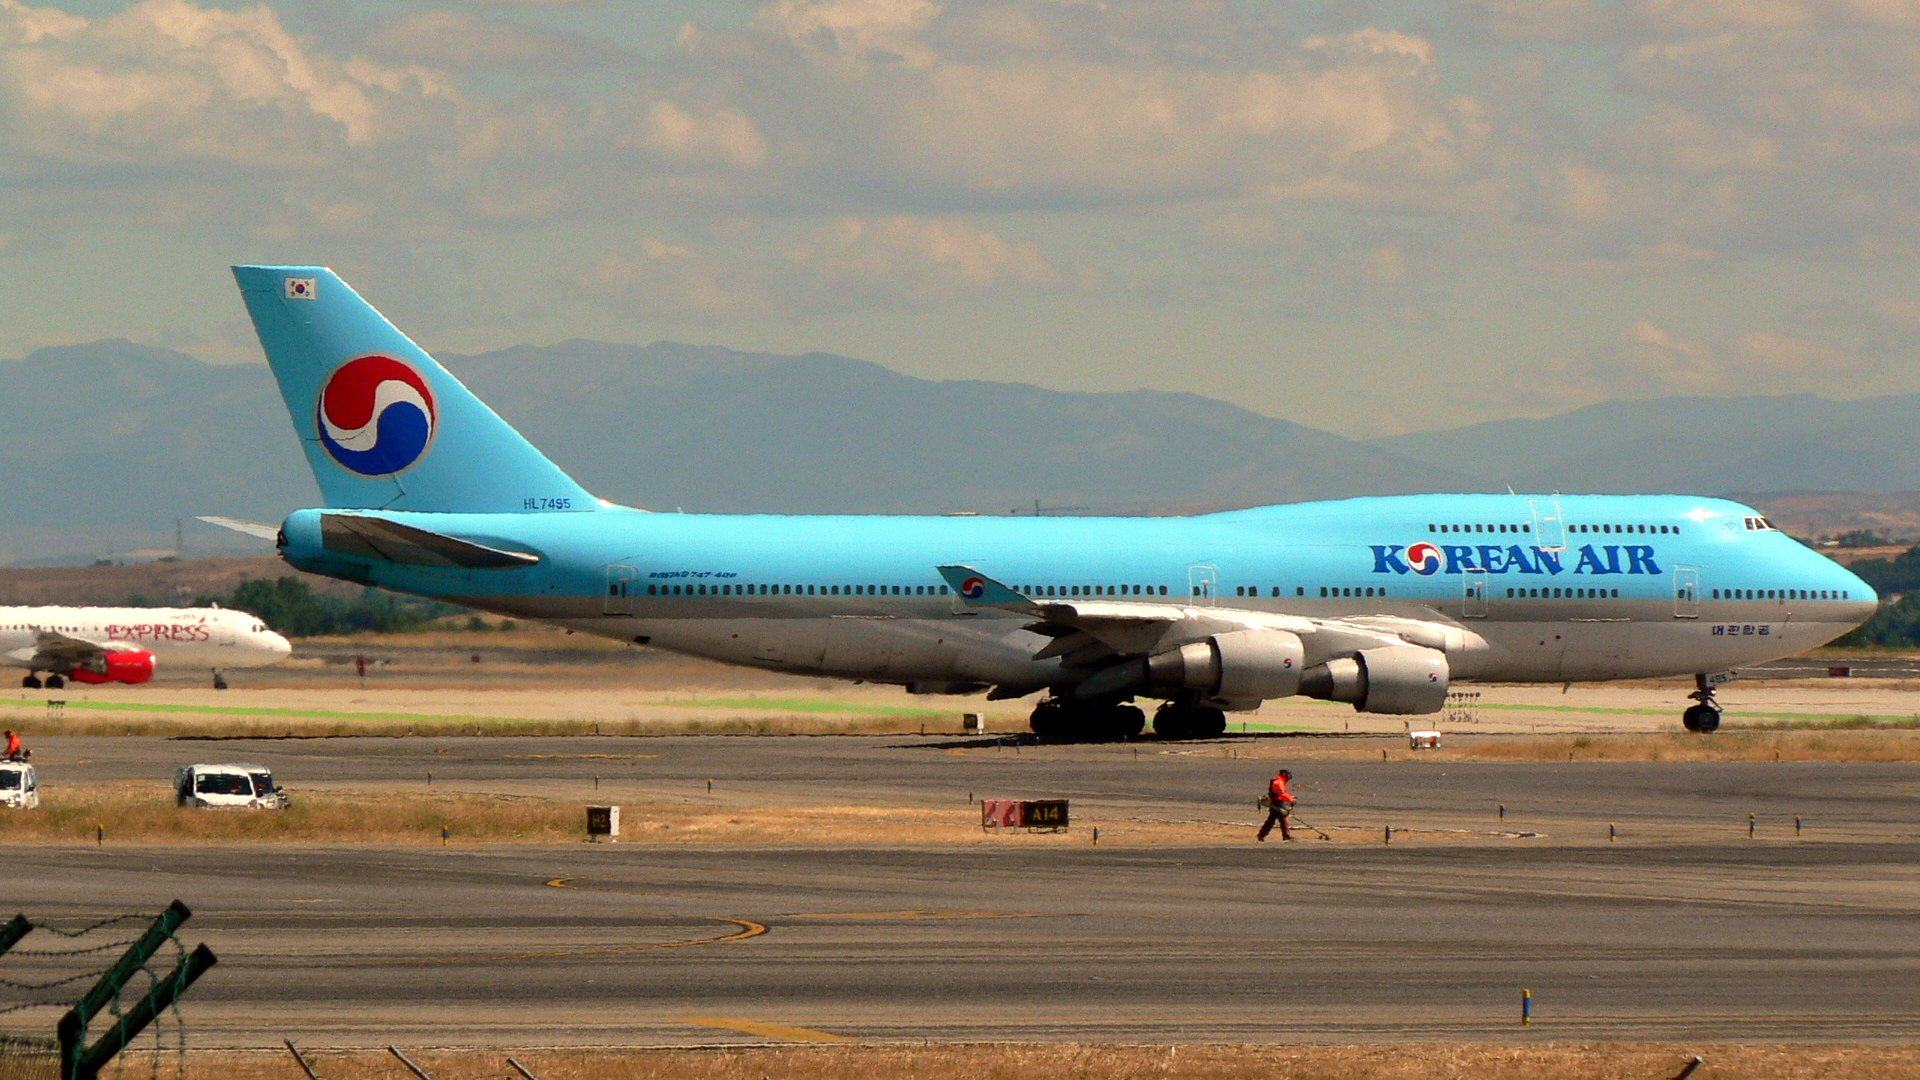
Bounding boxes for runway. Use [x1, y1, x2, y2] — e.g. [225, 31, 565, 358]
[4, 734, 1919, 1045]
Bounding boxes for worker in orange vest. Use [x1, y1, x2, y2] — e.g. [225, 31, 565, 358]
[3, 728, 22, 761]
[1257, 768, 1294, 841]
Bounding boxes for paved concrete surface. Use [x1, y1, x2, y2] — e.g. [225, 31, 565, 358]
[4, 734, 1918, 1046]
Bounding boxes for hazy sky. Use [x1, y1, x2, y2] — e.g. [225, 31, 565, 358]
[1, 0, 1916, 437]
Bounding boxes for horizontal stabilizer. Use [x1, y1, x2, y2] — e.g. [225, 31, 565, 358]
[196, 516, 280, 541]
[320, 514, 540, 569]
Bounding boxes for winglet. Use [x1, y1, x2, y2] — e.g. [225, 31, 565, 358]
[936, 565, 1034, 610]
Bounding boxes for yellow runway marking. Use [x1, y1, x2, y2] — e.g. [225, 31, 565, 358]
[500, 753, 659, 760]
[678, 1017, 851, 1042]
[343, 914, 764, 966]
[778, 909, 1045, 921]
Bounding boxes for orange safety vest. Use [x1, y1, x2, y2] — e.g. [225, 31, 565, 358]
[4, 733, 19, 756]
[1269, 775, 1293, 804]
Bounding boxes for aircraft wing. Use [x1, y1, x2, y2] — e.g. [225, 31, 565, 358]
[16, 629, 136, 668]
[935, 564, 1484, 680]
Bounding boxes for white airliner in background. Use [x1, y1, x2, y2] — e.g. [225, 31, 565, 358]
[0, 607, 292, 689]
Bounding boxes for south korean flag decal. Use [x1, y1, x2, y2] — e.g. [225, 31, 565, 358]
[285, 277, 317, 300]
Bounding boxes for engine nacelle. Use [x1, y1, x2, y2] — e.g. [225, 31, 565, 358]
[1298, 646, 1448, 715]
[1146, 630, 1303, 702]
[68, 650, 156, 685]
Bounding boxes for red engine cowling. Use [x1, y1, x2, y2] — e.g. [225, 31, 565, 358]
[68, 650, 157, 685]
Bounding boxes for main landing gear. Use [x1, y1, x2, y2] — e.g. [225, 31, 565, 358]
[212, 671, 228, 690]
[1682, 674, 1722, 733]
[1028, 700, 1146, 741]
[1026, 697, 1233, 742]
[21, 673, 61, 690]
[1152, 702, 1228, 740]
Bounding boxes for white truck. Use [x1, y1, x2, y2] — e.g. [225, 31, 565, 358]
[173, 763, 287, 809]
[0, 761, 37, 809]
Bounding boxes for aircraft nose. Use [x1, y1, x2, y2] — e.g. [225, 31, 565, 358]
[267, 632, 293, 658]
[1836, 563, 1879, 625]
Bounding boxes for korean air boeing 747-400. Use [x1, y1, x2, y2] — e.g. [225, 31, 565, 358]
[223, 266, 1877, 738]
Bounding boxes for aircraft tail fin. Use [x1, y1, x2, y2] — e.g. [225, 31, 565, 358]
[231, 265, 597, 515]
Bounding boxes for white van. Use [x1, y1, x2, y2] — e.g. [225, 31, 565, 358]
[174, 763, 287, 809]
[0, 762, 37, 809]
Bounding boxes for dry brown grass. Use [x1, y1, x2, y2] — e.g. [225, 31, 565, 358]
[0, 785, 1057, 846]
[1457, 729, 1920, 762]
[161, 1043, 1920, 1080]
[0, 711, 939, 739]
[0, 784, 583, 844]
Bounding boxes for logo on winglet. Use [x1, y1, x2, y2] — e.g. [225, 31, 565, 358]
[959, 576, 987, 600]
[316, 355, 437, 476]
[285, 277, 316, 300]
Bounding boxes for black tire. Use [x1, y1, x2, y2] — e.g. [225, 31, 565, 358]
[1152, 708, 1193, 740]
[45, 675, 63, 690]
[1193, 707, 1229, 739]
[213, 675, 229, 690]
[1682, 704, 1720, 733]
[1109, 705, 1146, 739]
[1029, 703, 1070, 738]
[21, 675, 38, 689]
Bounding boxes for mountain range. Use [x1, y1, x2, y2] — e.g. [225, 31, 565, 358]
[4, 339, 1916, 564]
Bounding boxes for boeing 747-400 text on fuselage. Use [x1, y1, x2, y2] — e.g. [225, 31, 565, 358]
[220, 266, 1876, 737]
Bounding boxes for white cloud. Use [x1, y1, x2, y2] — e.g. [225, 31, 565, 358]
[752, 0, 943, 68]
[0, 0, 456, 169]
[640, 101, 768, 169]
[788, 214, 1063, 298]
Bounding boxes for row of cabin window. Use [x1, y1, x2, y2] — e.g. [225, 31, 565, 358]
[1713, 588, 1848, 600]
[1743, 517, 1779, 531]
[1427, 522, 1684, 536]
[1430, 523, 1530, 534]
[1506, 587, 1621, 599]
[1018, 585, 1168, 597]
[1569, 523, 1678, 535]
[648, 583, 954, 596]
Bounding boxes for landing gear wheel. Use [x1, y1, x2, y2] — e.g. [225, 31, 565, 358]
[1153, 705, 1228, 740]
[44, 675, 63, 690]
[1108, 704, 1146, 739]
[1684, 674, 1723, 734]
[212, 673, 228, 691]
[1029, 702, 1070, 739]
[1682, 703, 1721, 734]
[1191, 707, 1228, 739]
[21, 675, 39, 689]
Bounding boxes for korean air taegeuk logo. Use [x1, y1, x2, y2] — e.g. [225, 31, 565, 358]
[316, 355, 438, 476]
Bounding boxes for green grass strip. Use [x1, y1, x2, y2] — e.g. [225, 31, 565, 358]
[1465, 701, 1920, 723]
[0, 696, 947, 724]
[671, 698, 946, 717]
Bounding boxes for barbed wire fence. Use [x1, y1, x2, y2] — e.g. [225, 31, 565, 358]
[0, 904, 216, 1080]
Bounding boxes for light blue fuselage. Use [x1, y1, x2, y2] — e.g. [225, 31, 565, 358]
[280, 492, 1876, 693]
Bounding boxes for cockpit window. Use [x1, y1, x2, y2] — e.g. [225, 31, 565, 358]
[196, 773, 252, 796]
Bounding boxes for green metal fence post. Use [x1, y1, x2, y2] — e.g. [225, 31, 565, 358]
[71, 944, 217, 1080]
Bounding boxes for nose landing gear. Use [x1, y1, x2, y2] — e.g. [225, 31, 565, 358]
[1683, 674, 1722, 733]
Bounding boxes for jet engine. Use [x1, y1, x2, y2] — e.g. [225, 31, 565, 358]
[68, 650, 156, 685]
[1299, 646, 1447, 715]
[1146, 629, 1303, 701]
